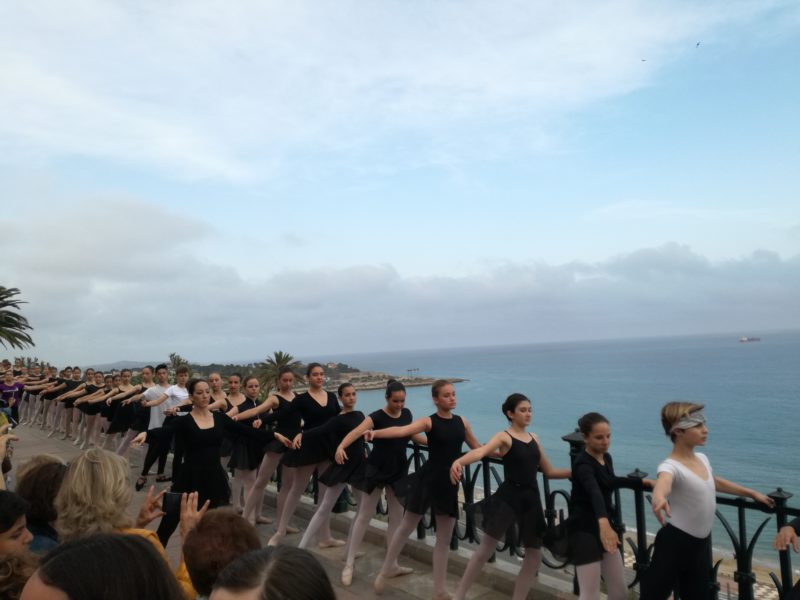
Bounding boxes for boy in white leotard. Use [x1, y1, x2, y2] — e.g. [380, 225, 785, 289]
[643, 402, 775, 600]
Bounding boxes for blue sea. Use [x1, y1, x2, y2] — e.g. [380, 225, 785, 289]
[315, 330, 800, 563]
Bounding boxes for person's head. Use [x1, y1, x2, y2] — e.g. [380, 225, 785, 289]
[103, 375, 113, 388]
[385, 379, 406, 411]
[660, 402, 707, 445]
[15, 456, 67, 526]
[228, 373, 242, 394]
[276, 367, 294, 392]
[154, 364, 169, 385]
[111, 374, 121, 388]
[2, 371, 13, 384]
[0, 492, 33, 556]
[141, 365, 154, 383]
[211, 546, 335, 600]
[187, 379, 211, 409]
[120, 369, 131, 384]
[431, 380, 456, 411]
[13, 359, 21, 368]
[84, 368, 94, 381]
[243, 376, 260, 399]
[183, 509, 261, 596]
[502, 393, 532, 425]
[92, 371, 104, 385]
[55, 449, 132, 541]
[70, 368, 81, 381]
[305, 363, 324, 389]
[578, 412, 611, 455]
[337, 383, 356, 409]
[0, 552, 38, 600]
[176, 365, 190, 385]
[209, 372, 223, 391]
[21, 533, 185, 600]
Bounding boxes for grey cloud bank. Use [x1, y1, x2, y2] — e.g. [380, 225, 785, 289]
[3, 204, 797, 365]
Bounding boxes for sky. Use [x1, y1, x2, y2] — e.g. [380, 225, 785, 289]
[1, 1, 798, 365]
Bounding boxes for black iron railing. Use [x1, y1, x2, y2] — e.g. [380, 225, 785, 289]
[287, 433, 798, 598]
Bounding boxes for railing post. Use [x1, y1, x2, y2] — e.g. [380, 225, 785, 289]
[733, 502, 754, 600]
[769, 487, 794, 594]
[627, 468, 651, 591]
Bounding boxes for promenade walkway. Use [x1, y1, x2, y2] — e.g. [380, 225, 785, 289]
[9, 424, 577, 599]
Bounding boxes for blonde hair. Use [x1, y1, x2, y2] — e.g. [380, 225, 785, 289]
[660, 401, 705, 441]
[55, 449, 133, 542]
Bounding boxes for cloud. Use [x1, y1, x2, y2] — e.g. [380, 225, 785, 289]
[1, 1, 794, 180]
[2, 202, 798, 364]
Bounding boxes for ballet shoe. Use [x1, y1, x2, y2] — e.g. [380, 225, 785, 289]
[340, 551, 366, 561]
[385, 565, 414, 578]
[285, 525, 300, 534]
[374, 573, 386, 595]
[318, 538, 346, 549]
[256, 516, 273, 525]
[267, 532, 284, 547]
[46, 430, 56, 438]
[341, 565, 353, 587]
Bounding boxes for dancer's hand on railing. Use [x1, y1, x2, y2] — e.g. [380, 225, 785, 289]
[450, 461, 462, 485]
[774, 525, 799, 552]
[751, 491, 776, 508]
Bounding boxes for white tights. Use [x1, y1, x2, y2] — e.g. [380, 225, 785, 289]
[379, 511, 456, 598]
[269, 461, 332, 544]
[242, 451, 283, 523]
[344, 488, 404, 568]
[576, 551, 627, 600]
[232, 468, 256, 511]
[454, 534, 542, 600]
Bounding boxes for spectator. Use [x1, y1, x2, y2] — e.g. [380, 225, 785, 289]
[20, 533, 184, 600]
[211, 546, 335, 600]
[183, 509, 261, 599]
[0, 491, 33, 555]
[15, 455, 67, 554]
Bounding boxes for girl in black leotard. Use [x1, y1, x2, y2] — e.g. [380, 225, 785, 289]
[268, 363, 341, 547]
[227, 376, 265, 513]
[450, 393, 570, 600]
[368, 380, 481, 600]
[298, 382, 367, 549]
[238, 366, 300, 526]
[335, 379, 421, 587]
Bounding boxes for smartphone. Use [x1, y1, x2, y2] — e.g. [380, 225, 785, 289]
[162, 491, 182, 518]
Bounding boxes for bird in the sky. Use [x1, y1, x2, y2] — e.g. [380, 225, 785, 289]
[696, 41, 701, 48]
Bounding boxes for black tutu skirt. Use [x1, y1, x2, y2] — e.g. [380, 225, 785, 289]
[107, 402, 136, 433]
[264, 437, 290, 454]
[220, 436, 234, 458]
[318, 453, 367, 487]
[566, 513, 613, 566]
[175, 462, 231, 508]
[100, 400, 116, 421]
[281, 438, 330, 468]
[469, 482, 546, 548]
[130, 405, 150, 433]
[227, 438, 264, 471]
[396, 463, 459, 518]
[351, 460, 410, 496]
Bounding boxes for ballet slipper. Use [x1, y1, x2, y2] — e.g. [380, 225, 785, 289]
[318, 538, 346, 548]
[256, 516, 273, 524]
[374, 573, 386, 594]
[341, 565, 354, 587]
[267, 532, 284, 547]
[285, 525, 300, 534]
[385, 565, 414, 578]
[340, 551, 366, 561]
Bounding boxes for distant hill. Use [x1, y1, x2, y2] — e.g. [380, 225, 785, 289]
[85, 360, 157, 371]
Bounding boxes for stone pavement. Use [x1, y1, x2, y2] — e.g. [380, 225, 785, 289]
[9, 423, 577, 599]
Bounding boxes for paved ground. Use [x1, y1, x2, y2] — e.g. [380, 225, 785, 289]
[9, 422, 576, 599]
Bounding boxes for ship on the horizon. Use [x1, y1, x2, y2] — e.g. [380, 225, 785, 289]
[739, 336, 761, 343]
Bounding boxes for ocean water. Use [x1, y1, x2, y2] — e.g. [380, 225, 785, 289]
[317, 330, 800, 562]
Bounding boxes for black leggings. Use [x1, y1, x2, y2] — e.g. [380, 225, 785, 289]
[141, 427, 170, 477]
[641, 524, 711, 600]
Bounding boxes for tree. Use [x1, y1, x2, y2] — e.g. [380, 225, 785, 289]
[0, 287, 34, 350]
[168, 352, 189, 372]
[256, 351, 303, 394]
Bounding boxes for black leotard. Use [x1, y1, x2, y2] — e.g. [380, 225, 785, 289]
[352, 407, 413, 494]
[281, 391, 341, 467]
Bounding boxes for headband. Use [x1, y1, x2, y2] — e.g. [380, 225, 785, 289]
[670, 410, 706, 433]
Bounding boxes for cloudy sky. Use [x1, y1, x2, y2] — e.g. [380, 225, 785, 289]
[1, 1, 798, 365]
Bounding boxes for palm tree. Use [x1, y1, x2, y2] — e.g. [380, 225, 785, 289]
[0, 287, 34, 350]
[256, 351, 303, 394]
